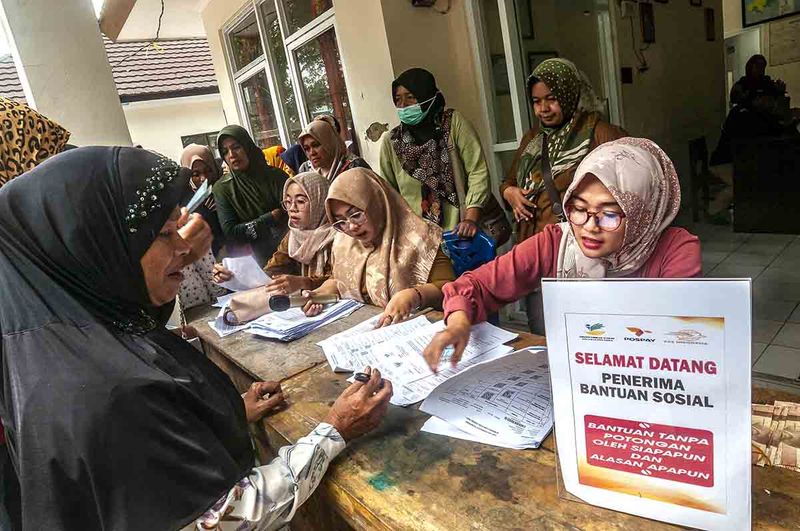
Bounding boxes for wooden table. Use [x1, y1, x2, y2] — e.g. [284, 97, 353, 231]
[190, 306, 800, 530]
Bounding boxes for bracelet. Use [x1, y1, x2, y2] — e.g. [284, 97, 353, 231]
[244, 220, 258, 240]
[412, 287, 424, 311]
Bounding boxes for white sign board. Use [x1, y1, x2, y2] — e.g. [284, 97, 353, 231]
[542, 279, 751, 530]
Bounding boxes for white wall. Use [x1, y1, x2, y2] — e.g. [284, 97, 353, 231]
[0, 0, 132, 145]
[123, 94, 227, 161]
[613, 0, 727, 181]
[118, 0, 206, 40]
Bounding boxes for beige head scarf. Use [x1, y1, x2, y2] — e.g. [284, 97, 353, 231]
[556, 137, 681, 278]
[298, 119, 348, 180]
[284, 171, 335, 276]
[326, 168, 443, 307]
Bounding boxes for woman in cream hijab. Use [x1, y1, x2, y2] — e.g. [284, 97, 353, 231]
[424, 137, 702, 369]
[297, 117, 369, 181]
[303, 168, 454, 328]
[213, 172, 336, 295]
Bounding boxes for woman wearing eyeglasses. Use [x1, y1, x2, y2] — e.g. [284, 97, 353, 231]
[213, 172, 335, 295]
[302, 168, 455, 328]
[422, 138, 701, 370]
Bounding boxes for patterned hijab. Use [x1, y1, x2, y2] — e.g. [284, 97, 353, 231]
[298, 120, 348, 180]
[389, 68, 457, 225]
[556, 138, 681, 278]
[325, 168, 442, 307]
[180, 143, 220, 210]
[0, 97, 71, 187]
[518, 58, 604, 190]
[285, 171, 335, 276]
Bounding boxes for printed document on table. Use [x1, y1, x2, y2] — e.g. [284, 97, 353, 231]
[218, 256, 271, 292]
[421, 416, 533, 449]
[420, 348, 553, 447]
[318, 316, 431, 372]
[318, 314, 383, 345]
[361, 320, 518, 406]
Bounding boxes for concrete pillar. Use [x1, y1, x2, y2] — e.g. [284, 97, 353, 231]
[0, 0, 132, 146]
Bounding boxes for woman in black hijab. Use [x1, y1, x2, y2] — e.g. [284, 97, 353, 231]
[0, 147, 391, 530]
[379, 68, 509, 246]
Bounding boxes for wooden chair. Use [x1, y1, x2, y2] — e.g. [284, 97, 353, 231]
[688, 137, 712, 222]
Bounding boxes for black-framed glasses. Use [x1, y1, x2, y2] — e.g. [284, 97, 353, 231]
[331, 210, 367, 233]
[566, 206, 626, 232]
[281, 196, 310, 211]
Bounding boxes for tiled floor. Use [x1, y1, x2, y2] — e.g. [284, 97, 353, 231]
[683, 221, 800, 381]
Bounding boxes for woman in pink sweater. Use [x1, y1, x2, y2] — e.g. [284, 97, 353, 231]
[423, 137, 701, 370]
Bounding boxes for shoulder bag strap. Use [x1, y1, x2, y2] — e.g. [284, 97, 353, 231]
[541, 133, 566, 222]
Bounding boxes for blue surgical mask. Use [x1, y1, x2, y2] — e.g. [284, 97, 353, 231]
[397, 94, 438, 125]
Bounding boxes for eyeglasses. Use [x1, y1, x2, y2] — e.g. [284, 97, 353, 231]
[331, 210, 367, 233]
[566, 206, 626, 232]
[281, 196, 309, 211]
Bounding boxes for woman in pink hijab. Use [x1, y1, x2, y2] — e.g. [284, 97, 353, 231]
[423, 137, 702, 369]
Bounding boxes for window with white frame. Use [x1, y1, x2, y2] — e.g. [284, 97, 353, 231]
[224, 0, 356, 152]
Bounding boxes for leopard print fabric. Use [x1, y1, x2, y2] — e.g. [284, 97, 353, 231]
[1, 97, 71, 187]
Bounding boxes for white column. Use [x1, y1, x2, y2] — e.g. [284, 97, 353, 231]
[0, 0, 132, 146]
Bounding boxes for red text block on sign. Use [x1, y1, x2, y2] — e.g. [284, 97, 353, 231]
[584, 415, 714, 487]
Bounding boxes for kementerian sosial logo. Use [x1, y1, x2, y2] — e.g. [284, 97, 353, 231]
[580, 323, 614, 341]
[585, 323, 605, 336]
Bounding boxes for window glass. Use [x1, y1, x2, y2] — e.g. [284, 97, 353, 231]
[229, 11, 264, 72]
[294, 28, 355, 145]
[280, 0, 333, 34]
[240, 70, 281, 148]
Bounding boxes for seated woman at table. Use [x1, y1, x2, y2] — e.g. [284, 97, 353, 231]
[212, 171, 335, 295]
[422, 138, 701, 370]
[0, 146, 392, 530]
[213, 125, 289, 266]
[303, 167, 455, 328]
[297, 118, 369, 181]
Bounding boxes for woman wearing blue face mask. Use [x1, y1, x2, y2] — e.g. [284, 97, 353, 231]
[379, 68, 510, 245]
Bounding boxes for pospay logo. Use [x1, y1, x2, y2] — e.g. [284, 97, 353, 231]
[580, 323, 614, 342]
[625, 327, 655, 342]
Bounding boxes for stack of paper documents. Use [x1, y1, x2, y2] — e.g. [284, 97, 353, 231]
[321, 317, 519, 406]
[420, 348, 553, 449]
[208, 299, 362, 341]
[245, 299, 362, 341]
[318, 315, 431, 372]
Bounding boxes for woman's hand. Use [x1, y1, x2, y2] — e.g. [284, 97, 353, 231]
[325, 367, 393, 442]
[242, 381, 285, 423]
[212, 263, 233, 283]
[301, 281, 340, 316]
[422, 310, 471, 372]
[454, 219, 479, 239]
[503, 186, 536, 222]
[177, 208, 212, 266]
[266, 274, 311, 296]
[376, 288, 421, 328]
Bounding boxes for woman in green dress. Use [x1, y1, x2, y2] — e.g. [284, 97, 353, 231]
[212, 125, 289, 265]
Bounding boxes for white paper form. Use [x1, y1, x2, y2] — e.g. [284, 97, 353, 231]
[318, 316, 431, 372]
[212, 293, 235, 308]
[218, 256, 271, 292]
[420, 348, 553, 448]
[361, 320, 518, 406]
[208, 306, 248, 337]
[318, 314, 382, 345]
[421, 416, 532, 449]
